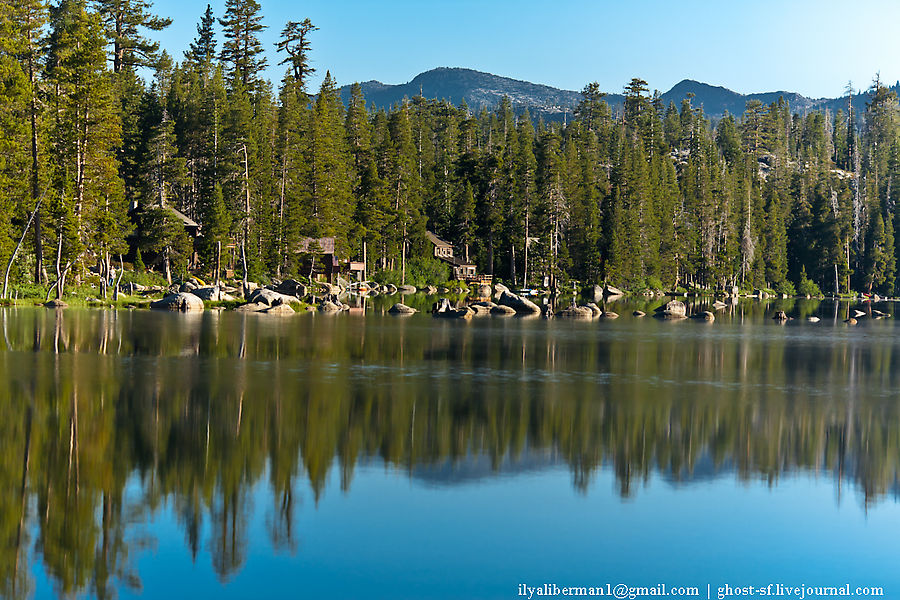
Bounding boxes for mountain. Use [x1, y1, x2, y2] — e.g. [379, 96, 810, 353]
[339, 67, 621, 121]
[339, 67, 896, 123]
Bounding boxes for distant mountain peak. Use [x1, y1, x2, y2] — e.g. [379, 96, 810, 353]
[339, 67, 877, 122]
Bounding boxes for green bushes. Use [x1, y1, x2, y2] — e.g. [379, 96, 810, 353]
[797, 268, 822, 297]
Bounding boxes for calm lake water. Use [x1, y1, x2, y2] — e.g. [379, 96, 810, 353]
[3, 297, 900, 599]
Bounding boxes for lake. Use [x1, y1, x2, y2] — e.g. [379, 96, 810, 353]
[2, 297, 900, 599]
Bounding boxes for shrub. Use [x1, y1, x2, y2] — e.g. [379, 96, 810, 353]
[775, 279, 796, 296]
[797, 268, 822, 297]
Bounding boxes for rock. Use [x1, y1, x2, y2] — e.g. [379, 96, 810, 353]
[192, 286, 235, 301]
[773, 311, 789, 321]
[398, 285, 417, 294]
[437, 287, 450, 294]
[604, 285, 624, 298]
[471, 300, 497, 309]
[852, 309, 866, 318]
[383, 284, 398, 295]
[274, 279, 307, 297]
[388, 303, 417, 315]
[179, 280, 198, 293]
[318, 300, 343, 312]
[263, 303, 296, 315]
[432, 298, 473, 319]
[477, 284, 492, 297]
[807, 316, 820, 323]
[490, 305, 517, 316]
[558, 305, 594, 319]
[44, 299, 68, 308]
[494, 283, 510, 294]
[691, 311, 715, 322]
[248, 288, 297, 307]
[585, 302, 603, 317]
[654, 300, 687, 319]
[585, 284, 604, 303]
[423, 285, 438, 295]
[600, 311, 619, 319]
[150, 292, 204, 312]
[712, 301, 728, 310]
[469, 304, 492, 316]
[844, 317, 858, 325]
[874, 294, 882, 301]
[873, 309, 891, 318]
[498, 291, 542, 315]
[235, 302, 268, 312]
[633, 310, 646, 317]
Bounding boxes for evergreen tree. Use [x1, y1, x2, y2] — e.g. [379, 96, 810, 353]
[219, 0, 266, 91]
[94, 0, 172, 72]
[185, 4, 216, 66]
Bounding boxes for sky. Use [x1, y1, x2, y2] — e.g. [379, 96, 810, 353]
[151, 0, 900, 98]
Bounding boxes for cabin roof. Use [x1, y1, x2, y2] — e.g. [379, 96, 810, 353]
[426, 230, 453, 248]
[168, 207, 199, 228]
[298, 237, 336, 254]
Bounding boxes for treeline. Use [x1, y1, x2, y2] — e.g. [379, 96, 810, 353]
[1, 1, 899, 296]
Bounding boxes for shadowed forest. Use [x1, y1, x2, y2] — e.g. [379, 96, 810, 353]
[1, 1, 900, 296]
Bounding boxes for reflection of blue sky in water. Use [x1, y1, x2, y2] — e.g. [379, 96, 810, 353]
[49, 464, 898, 600]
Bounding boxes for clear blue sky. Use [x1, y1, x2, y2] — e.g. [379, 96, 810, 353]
[151, 0, 900, 98]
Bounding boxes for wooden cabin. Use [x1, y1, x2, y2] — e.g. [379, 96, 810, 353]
[425, 230, 488, 283]
[297, 237, 338, 282]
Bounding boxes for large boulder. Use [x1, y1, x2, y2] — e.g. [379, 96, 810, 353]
[558, 305, 594, 319]
[494, 282, 510, 295]
[263, 303, 296, 315]
[476, 284, 492, 297]
[469, 303, 492, 316]
[274, 279, 307, 297]
[150, 292, 204, 312]
[248, 287, 297, 306]
[498, 291, 542, 315]
[423, 285, 438, 295]
[388, 303, 417, 315]
[179, 280, 198, 293]
[44, 299, 68, 308]
[398, 284, 417, 294]
[604, 285, 625, 298]
[318, 300, 343, 312]
[653, 300, 687, 319]
[432, 298, 473, 319]
[192, 286, 235, 302]
[490, 305, 517, 316]
[585, 302, 602, 318]
[691, 311, 715, 322]
[585, 285, 604, 303]
[235, 302, 268, 312]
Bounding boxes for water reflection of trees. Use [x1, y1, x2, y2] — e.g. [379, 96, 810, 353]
[1, 305, 900, 597]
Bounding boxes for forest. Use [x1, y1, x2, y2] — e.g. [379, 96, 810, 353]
[1, 0, 899, 296]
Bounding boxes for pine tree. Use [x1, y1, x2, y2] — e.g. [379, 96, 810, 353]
[219, 0, 266, 91]
[276, 19, 316, 91]
[185, 4, 216, 66]
[46, 0, 125, 297]
[94, 0, 172, 72]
